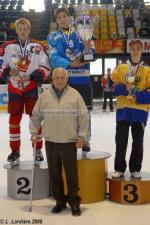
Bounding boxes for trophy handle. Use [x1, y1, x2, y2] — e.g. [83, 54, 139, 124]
[81, 3, 88, 15]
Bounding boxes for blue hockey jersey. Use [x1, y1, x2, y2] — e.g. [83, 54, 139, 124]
[47, 28, 94, 85]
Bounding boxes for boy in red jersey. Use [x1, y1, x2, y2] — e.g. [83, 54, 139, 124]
[0, 18, 51, 164]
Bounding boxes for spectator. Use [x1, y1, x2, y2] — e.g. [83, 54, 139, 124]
[101, 68, 114, 112]
[118, 32, 126, 40]
[125, 13, 134, 28]
[111, 32, 118, 40]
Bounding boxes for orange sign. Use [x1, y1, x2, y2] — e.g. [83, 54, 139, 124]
[94, 40, 124, 53]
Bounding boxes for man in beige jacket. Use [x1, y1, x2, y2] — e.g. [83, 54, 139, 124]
[29, 67, 89, 216]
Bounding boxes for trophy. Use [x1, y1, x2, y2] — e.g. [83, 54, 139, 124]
[125, 70, 135, 100]
[11, 57, 24, 89]
[75, 5, 98, 62]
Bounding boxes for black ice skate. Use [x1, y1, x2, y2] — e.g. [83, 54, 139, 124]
[82, 144, 90, 158]
[35, 149, 44, 166]
[7, 151, 20, 167]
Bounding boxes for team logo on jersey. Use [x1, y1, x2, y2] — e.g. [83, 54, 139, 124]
[35, 45, 42, 54]
[69, 40, 73, 48]
[66, 49, 81, 62]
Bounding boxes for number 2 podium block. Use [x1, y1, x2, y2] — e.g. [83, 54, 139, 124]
[108, 172, 150, 204]
[4, 161, 50, 200]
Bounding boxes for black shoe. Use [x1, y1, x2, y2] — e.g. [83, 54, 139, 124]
[7, 151, 20, 162]
[35, 149, 44, 161]
[68, 196, 81, 216]
[51, 204, 66, 213]
[70, 205, 81, 216]
[82, 145, 90, 152]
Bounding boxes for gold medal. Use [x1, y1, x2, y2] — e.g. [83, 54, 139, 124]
[21, 60, 27, 66]
[66, 48, 70, 54]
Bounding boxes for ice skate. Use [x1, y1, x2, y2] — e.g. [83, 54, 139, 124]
[82, 144, 90, 158]
[34, 149, 44, 166]
[7, 151, 20, 167]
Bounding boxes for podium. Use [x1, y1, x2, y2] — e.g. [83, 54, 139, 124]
[4, 161, 50, 200]
[63, 151, 111, 204]
[108, 172, 150, 204]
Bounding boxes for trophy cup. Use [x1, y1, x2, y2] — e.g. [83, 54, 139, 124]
[11, 57, 24, 89]
[75, 5, 97, 62]
[125, 70, 135, 100]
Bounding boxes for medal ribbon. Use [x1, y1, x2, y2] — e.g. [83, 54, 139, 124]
[128, 60, 142, 76]
[60, 26, 71, 48]
[19, 39, 28, 59]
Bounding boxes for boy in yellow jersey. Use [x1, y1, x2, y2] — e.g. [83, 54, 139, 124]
[111, 40, 150, 179]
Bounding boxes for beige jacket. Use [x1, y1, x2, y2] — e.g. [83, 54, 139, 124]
[29, 85, 89, 143]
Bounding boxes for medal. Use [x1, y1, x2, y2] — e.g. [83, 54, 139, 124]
[66, 48, 70, 54]
[61, 26, 72, 56]
[19, 39, 29, 61]
[21, 60, 27, 66]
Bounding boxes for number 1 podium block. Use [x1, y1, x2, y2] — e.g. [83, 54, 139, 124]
[63, 151, 111, 203]
[4, 161, 50, 200]
[107, 172, 150, 204]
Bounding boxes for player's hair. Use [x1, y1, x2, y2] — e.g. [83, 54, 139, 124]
[129, 40, 143, 48]
[15, 18, 31, 29]
[55, 7, 69, 19]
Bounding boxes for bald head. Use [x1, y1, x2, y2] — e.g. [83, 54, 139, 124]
[52, 67, 68, 78]
[52, 67, 69, 90]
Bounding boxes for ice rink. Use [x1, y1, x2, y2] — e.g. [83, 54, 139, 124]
[0, 102, 150, 225]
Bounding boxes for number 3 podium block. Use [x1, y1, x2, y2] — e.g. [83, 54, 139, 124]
[108, 173, 150, 204]
[4, 161, 50, 200]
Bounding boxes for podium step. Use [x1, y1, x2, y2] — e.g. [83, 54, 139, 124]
[4, 161, 50, 200]
[63, 151, 111, 204]
[107, 172, 150, 204]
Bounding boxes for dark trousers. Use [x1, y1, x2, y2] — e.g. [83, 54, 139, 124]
[103, 91, 113, 110]
[45, 141, 79, 203]
[70, 83, 93, 110]
[115, 121, 145, 173]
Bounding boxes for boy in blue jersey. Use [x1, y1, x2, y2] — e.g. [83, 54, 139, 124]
[47, 7, 94, 157]
[111, 40, 150, 179]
